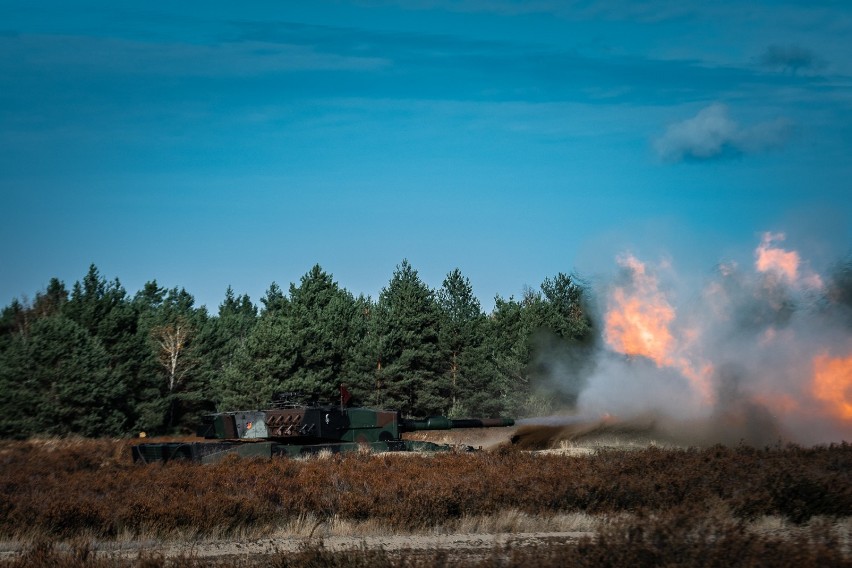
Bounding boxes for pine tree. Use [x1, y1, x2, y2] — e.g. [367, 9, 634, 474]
[284, 265, 359, 399]
[539, 273, 592, 340]
[374, 260, 446, 416]
[0, 299, 30, 348]
[196, 286, 258, 413]
[437, 269, 499, 416]
[342, 294, 380, 406]
[487, 294, 535, 415]
[215, 312, 297, 410]
[0, 315, 125, 437]
[131, 280, 169, 433]
[260, 282, 289, 316]
[64, 265, 145, 431]
[32, 278, 68, 319]
[526, 273, 594, 411]
[488, 274, 594, 416]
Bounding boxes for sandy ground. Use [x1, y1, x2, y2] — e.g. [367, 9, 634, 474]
[87, 531, 592, 561]
[0, 532, 593, 563]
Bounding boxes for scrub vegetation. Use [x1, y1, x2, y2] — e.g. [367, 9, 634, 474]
[0, 438, 850, 566]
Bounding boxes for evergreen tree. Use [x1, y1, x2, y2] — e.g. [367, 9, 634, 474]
[527, 273, 594, 411]
[0, 307, 38, 437]
[487, 294, 536, 414]
[0, 315, 125, 437]
[130, 280, 169, 433]
[0, 261, 598, 435]
[64, 265, 124, 338]
[135, 280, 167, 308]
[64, 265, 145, 431]
[488, 274, 594, 416]
[374, 260, 446, 416]
[342, 294, 380, 406]
[212, 282, 294, 411]
[538, 273, 592, 340]
[0, 299, 30, 348]
[196, 287, 258, 412]
[260, 282, 289, 316]
[32, 278, 68, 319]
[283, 265, 359, 399]
[215, 311, 297, 410]
[437, 269, 500, 416]
[144, 287, 209, 432]
[214, 266, 361, 407]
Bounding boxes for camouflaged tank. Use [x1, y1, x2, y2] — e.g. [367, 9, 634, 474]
[132, 387, 514, 464]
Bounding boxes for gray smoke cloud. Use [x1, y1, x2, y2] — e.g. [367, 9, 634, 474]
[536, 235, 851, 446]
[654, 103, 792, 162]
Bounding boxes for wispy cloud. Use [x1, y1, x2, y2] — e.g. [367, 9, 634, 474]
[356, 0, 702, 22]
[654, 103, 792, 162]
[760, 44, 822, 74]
[0, 34, 389, 77]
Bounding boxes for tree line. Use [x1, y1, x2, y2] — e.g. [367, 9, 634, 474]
[0, 262, 593, 438]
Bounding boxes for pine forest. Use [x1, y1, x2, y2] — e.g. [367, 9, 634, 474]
[0, 262, 593, 438]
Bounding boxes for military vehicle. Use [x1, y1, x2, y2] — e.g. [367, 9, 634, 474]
[132, 387, 514, 464]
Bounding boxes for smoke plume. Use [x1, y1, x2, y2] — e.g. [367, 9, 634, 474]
[540, 232, 850, 446]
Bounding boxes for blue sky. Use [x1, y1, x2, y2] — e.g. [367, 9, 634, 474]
[2, 0, 850, 312]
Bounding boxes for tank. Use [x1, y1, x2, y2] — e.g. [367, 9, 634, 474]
[132, 387, 514, 464]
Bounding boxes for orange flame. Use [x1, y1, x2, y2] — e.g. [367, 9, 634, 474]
[604, 255, 714, 402]
[599, 234, 850, 439]
[812, 353, 852, 421]
[604, 255, 675, 367]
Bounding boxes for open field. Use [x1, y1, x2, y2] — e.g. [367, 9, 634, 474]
[0, 432, 850, 566]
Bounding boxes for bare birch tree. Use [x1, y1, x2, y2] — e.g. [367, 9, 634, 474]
[152, 317, 195, 393]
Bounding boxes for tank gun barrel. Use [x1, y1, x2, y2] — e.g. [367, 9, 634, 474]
[400, 416, 514, 432]
[134, 386, 515, 463]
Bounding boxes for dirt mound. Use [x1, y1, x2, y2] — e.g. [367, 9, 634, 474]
[508, 416, 672, 450]
[402, 426, 518, 449]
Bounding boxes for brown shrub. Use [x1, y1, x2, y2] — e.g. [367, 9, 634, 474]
[0, 440, 849, 540]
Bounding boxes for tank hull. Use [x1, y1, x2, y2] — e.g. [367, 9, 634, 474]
[131, 439, 462, 464]
[132, 393, 512, 464]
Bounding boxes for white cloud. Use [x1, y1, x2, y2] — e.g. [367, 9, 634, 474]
[654, 103, 791, 162]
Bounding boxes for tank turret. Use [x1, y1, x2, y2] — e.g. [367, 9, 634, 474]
[132, 386, 514, 463]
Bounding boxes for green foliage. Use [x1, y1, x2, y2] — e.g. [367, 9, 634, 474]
[486, 273, 593, 416]
[0, 316, 125, 437]
[128, 280, 170, 433]
[131, 284, 211, 434]
[437, 269, 501, 417]
[374, 260, 446, 416]
[195, 287, 257, 411]
[213, 266, 363, 408]
[0, 261, 602, 437]
[260, 281, 289, 316]
[284, 265, 360, 400]
[340, 294, 379, 405]
[215, 312, 296, 410]
[486, 295, 536, 414]
[64, 266, 155, 432]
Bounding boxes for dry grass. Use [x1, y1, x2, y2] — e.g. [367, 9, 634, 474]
[0, 438, 850, 549]
[0, 439, 852, 566]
